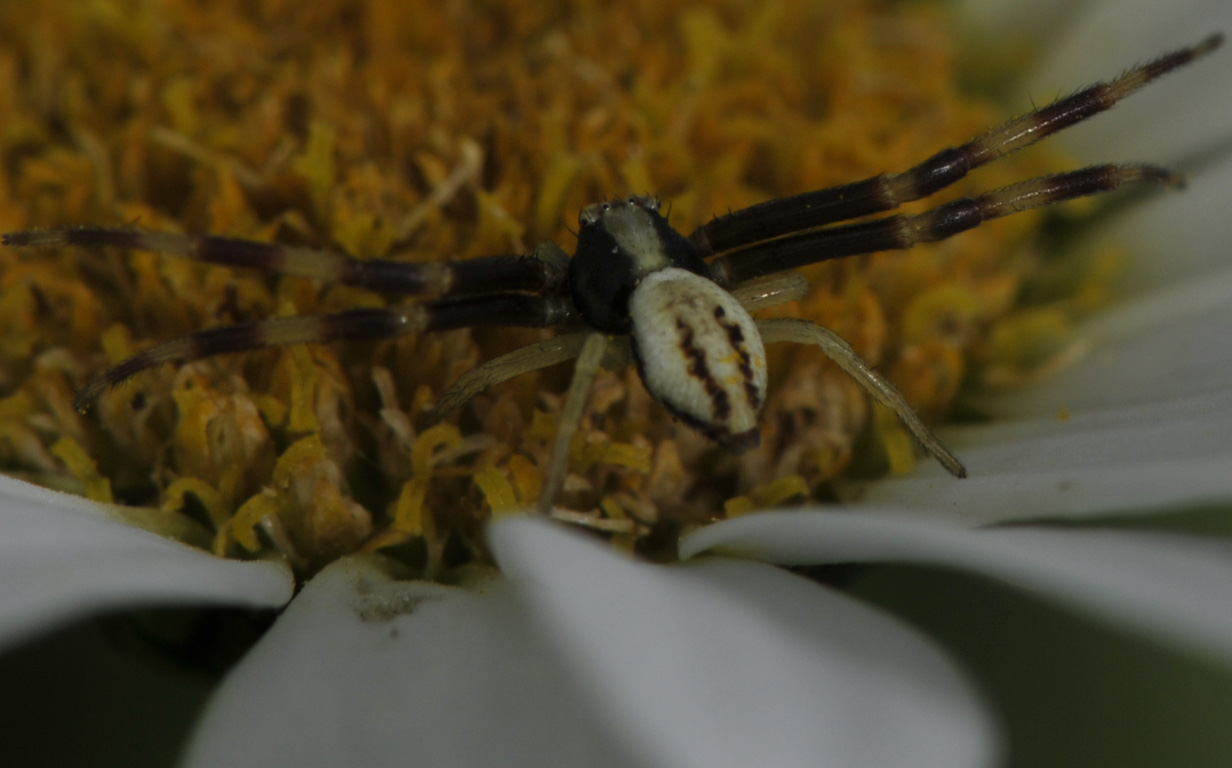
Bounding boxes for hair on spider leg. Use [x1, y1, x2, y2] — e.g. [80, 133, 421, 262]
[4, 35, 1221, 513]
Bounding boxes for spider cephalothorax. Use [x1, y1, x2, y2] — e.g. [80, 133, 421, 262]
[4, 35, 1222, 513]
[569, 195, 712, 333]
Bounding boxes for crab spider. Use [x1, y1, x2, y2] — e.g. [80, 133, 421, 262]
[5, 35, 1221, 512]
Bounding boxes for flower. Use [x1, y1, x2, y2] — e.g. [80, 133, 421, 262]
[3, 2, 1232, 767]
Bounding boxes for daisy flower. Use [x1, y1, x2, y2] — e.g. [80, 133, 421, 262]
[0, 1, 1230, 767]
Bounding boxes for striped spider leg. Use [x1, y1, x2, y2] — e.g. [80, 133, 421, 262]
[2, 35, 1220, 516]
[691, 34, 1223, 277]
[1, 229, 579, 409]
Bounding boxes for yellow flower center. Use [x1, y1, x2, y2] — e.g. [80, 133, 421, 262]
[0, 0, 1100, 579]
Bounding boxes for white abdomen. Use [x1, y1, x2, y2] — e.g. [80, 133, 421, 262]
[628, 268, 767, 452]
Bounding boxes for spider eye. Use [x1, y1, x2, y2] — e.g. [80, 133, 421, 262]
[601, 202, 611, 212]
[630, 194, 660, 212]
[578, 202, 602, 226]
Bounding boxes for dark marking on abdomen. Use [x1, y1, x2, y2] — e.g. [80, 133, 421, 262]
[676, 318, 731, 423]
[714, 306, 762, 411]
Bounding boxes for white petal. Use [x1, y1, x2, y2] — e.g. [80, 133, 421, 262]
[859, 155, 1232, 524]
[0, 475, 292, 653]
[681, 511, 1232, 666]
[997, 262, 1232, 412]
[183, 556, 632, 768]
[1084, 154, 1232, 297]
[866, 391, 1232, 525]
[490, 517, 999, 768]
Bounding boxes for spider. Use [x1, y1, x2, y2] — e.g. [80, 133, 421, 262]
[4, 35, 1221, 514]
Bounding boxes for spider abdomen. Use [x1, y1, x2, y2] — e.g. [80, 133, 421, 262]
[629, 268, 766, 453]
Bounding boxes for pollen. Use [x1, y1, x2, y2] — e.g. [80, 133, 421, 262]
[0, 0, 1076, 579]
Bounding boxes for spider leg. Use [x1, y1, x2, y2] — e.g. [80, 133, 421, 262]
[431, 332, 592, 420]
[729, 272, 809, 311]
[758, 317, 967, 478]
[2, 229, 570, 298]
[713, 163, 1180, 284]
[692, 34, 1221, 256]
[74, 291, 575, 411]
[538, 332, 608, 513]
